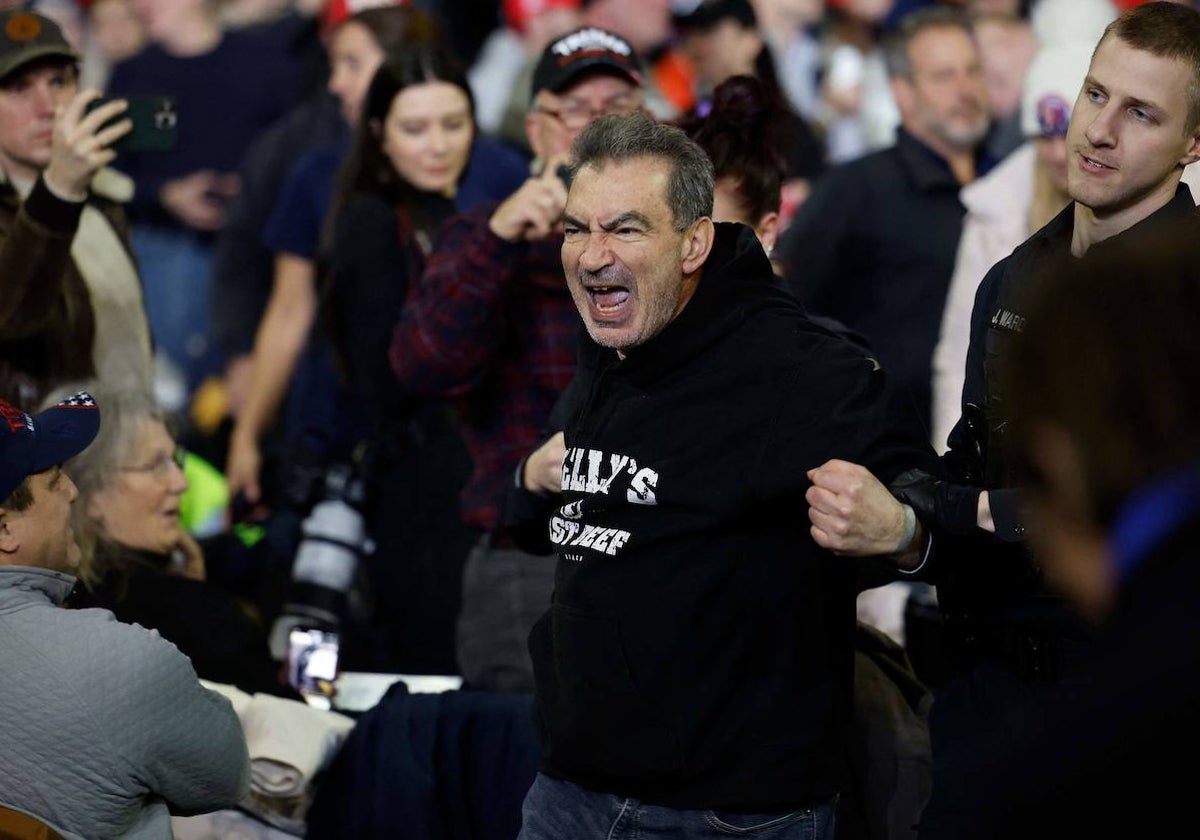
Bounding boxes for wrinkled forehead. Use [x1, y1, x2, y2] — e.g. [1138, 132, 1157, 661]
[566, 155, 674, 220]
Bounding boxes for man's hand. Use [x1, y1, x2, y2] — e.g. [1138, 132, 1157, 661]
[159, 170, 240, 232]
[174, 532, 206, 581]
[488, 156, 570, 242]
[44, 90, 131, 200]
[806, 459, 910, 557]
[523, 431, 566, 495]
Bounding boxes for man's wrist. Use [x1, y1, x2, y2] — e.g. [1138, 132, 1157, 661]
[42, 168, 88, 203]
[894, 503, 916, 553]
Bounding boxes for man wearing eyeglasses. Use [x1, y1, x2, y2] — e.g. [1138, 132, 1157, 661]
[389, 27, 646, 694]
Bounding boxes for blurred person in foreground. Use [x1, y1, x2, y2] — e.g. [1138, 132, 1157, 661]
[516, 111, 936, 839]
[942, 214, 1200, 839]
[0, 391, 248, 839]
[0, 8, 151, 409]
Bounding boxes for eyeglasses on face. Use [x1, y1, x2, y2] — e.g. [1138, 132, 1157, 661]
[120, 445, 186, 477]
[537, 95, 641, 131]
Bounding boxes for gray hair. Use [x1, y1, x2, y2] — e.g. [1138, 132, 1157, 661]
[883, 6, 973, 80]
[48, 383, 163, 503]
[59, 384, 165, 585]
[567, 112, 714, 231]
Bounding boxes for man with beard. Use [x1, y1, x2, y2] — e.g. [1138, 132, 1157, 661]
[778, 6, 993, 432]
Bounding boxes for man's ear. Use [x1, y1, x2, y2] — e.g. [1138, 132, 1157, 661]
[681, 217, 715, 275]
[0, 510, 20, 557]
[755, 211, 780, 254]
[1180, 125, 1200, 168]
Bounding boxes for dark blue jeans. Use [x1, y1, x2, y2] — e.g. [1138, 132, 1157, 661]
[518, 773, 837, 839]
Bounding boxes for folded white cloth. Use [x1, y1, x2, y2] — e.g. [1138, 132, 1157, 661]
[242, 694, 355, 797]
[200, 682, 355, 798]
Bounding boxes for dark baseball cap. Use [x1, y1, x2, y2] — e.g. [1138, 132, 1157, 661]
[674, 0, 757, 32]
[531, 26, 643, 100]
[0, 9, 78, 84]
[0, 392, 99, 502]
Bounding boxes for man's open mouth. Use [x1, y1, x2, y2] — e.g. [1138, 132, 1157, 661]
[587, 286, 631, 312]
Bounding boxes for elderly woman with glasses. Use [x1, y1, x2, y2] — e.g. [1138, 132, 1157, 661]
[63, 385, 293, 697]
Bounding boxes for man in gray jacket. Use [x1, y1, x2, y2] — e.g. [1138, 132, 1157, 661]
[0, 391, 248, 839]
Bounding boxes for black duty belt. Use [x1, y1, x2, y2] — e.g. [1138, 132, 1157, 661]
[945, 616, 1095, 685]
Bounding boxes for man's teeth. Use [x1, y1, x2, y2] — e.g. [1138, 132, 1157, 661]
[590, 287, 631, 310]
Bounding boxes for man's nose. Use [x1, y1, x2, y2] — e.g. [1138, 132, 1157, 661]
[31, 82, 58, 116]
[577, 232, 613, 272]
[1084, 105, 1117, 147]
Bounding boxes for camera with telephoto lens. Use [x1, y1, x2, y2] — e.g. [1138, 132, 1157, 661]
[268, 447, 376, 661]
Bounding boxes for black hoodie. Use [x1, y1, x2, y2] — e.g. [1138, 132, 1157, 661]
[529, 223, 934, 809]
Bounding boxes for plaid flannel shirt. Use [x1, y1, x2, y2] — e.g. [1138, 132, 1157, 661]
[390, 203, 578, 532]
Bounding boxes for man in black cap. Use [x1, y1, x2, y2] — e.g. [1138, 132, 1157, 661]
[0, 391, 249, 838]
[389, 26, 647, 694]
[0, 8, 151, 410]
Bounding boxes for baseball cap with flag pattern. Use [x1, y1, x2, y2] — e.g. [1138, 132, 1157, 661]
[0, 392, 99, 502]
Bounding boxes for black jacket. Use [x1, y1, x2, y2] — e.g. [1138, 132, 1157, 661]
[73, 542, 294, 698]
[530, 223, 936, 809]
[932, 185, 1197, 632]
[780, 128, 988, 430]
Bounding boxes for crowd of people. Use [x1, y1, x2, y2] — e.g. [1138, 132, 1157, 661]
[3, 0, 1200, 837]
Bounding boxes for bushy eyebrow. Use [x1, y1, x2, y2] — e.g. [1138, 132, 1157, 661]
[47, 467, 63, 490]
[601, 212, 652, 231]
[562, 211, 654, 232]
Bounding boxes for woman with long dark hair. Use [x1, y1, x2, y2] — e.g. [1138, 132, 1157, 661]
[312, 43, 479, 674]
